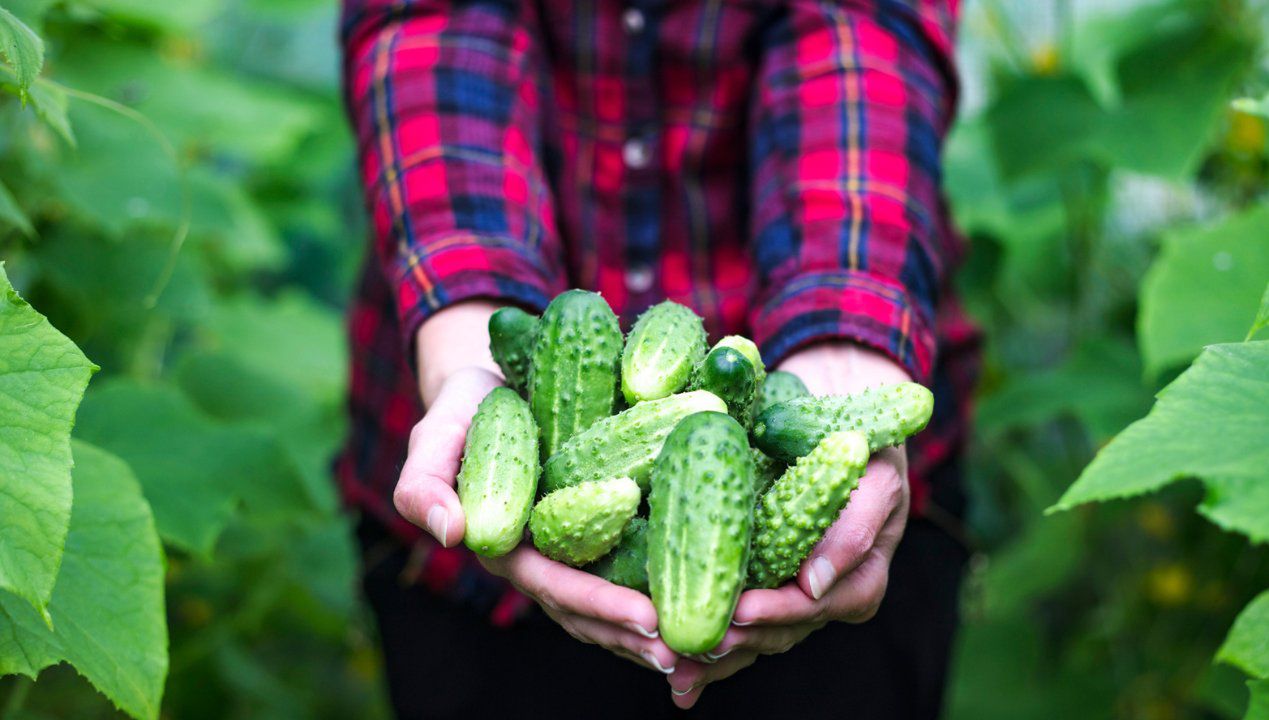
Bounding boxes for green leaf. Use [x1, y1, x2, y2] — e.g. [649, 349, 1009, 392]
[1050, 341, 1269, 543]
[0, 264, 97, 617]
[984, 75, 1104, 180]
[1218, 591, 1269, 679]
[1248, 679, 1269, 720]
[1139, 205, 1269, 375]
[74, 379, 317, 556]
[26, 77, 75, 145]
[1248, 283, 1269, 342]
[0, 441, 167, 720]
[0, 178, 34, 236]
[0, 6, 44, 98]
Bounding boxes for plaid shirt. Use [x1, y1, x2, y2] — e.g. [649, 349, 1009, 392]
[338, 0, 980, 625]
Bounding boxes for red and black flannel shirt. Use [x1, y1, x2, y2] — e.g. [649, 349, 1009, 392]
[338, 0, 980, 625]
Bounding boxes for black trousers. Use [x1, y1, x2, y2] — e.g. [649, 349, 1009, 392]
[359, 516, 967, 720]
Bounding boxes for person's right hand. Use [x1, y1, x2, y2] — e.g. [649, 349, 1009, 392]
[392, 302, 679, 676]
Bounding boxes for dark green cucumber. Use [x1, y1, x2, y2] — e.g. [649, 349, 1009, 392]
[756, 370, 809, 414]
[752, 382, 934, 463]
[751, 447, 786, 497]
[541, 389, 726, 496]
[693, 346, 759, 428]
[747, 430, 869, 588]
[528, 290, 623, 458]
[456, 387, 540, 556]
[621, 301, 708, 405]
[488, 307, 539, 396]
[587, 517, 649, 593]
[647, 412, 756, 654]
[715, 335, 766, 387]
[530, 477, 641, 566]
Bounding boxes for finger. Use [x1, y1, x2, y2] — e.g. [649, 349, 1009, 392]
[703, 623, 821, 660]
[393, 371, 501, 546]
[480, 545, 660, 637]
[733, 550, 889, 626]
[550, 612, 678, 675]
[796, 447, 908, 601]
[667, 653, 759, 709]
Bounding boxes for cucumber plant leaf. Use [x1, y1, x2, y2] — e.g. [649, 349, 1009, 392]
[0, 7, 43, 99]
[1050, 341, 1269, 543]
[1139, 204, 1269, 376]
[0, 264, 97, 618]
[1248, 283, 1269, 341]
[1218, 590, 1269, 679]
[0, 441, 167, 720]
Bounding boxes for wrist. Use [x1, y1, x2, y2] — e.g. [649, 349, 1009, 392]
[775, 341, 912, 397]
[415, 300, 502, 405]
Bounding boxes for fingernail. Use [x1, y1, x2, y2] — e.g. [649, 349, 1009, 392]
[426, 506, 449, 547]
[706, 648, 731, 662]
[809, 556, 835, 600]
[626, 622, 659, 639]
[642, 651, 675, 675]
[731, 618, 752, 627]
[672, 684, 696, 697]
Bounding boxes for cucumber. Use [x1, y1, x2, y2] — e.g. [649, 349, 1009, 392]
[488, 306, 539, 396]
[529, 477, 641, 566]
[529, 290, 623, 458]
[621, 301, 707, 405]
[752, 382, 934, 463]
[456, 387, 539, 557]
[751, 447, 785, 497]
[540, 389, 726, 496]
[756, 370, 809, 414]
[647, 411, 756, 654]
[693, 346, 758, 428]
[747, 430, 869, 589]
[714, 335, 766, 387]
[587, 517, 649, 593]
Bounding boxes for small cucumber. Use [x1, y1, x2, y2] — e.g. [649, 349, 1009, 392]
[752, 382, 934, 463]
[747, 431, 869, 589]
[714, 335, 766, 387]
[587, 517, 649, 593]
[693, 346, 758, 428]
[621, 301, 707, 405]
[751, 447, 786, 497]
[540, 390, 726, 496]
[756, 370, 809, 414]
[530, 477, 641, 566]
[488, 307, 539, 396]
[529, 290, 623, 458]
[457, 387, 540, 556]
[648, 412, 756, 654]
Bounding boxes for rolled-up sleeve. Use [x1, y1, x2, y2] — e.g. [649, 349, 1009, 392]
[342, 0, 566, 349]
[747, 0, 961, 384]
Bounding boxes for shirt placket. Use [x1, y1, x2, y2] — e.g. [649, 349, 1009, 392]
[620, 2, 662, 303]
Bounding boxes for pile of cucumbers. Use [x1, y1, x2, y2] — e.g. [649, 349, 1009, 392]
[458, 290, 933, 654]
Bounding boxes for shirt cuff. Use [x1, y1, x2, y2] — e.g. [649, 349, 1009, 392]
[387, 232, 563, 358]
[750, 270, 936, 385]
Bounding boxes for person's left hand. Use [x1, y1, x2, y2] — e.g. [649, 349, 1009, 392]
[665, 342, 914, 709]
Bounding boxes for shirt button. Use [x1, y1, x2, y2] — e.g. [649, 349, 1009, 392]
[625, 264, 654, 293]
[623, 137, 651, 169]
[622, 8, 645, 34]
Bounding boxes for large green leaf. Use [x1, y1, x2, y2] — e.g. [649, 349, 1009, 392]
[0, 264, 96, 617]
[0, 6, 43, 98]
[1050, 341, 1269, 543]
[1139, 205, 1269, 375]
[74, 379, 316, 556]
[1249, 679, 1269, 720]
[0, 441, 167, 720]
[985, 74, 1104, 180]
[1219, 591, 1269, 679]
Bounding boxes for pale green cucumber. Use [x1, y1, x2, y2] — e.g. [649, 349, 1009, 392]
[457, 387, 540, 556]
[621, 301, 707, 405]
[529, 477, 640, 566]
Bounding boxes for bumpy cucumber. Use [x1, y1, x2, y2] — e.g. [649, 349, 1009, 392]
[757, 370, 809, 414]
[647, 412, 756, 654]
[587, 517, 649, 593]
[488, 307, 539, 396]
[529, 290, 623, 458]
[752, 382, 934, 463]
[714, 335, 766, 387]
[751, 447, 786, 497]
[540, 390, 726, 495]
[530, 477, 640, 566]
[747, 431, 869, 588]
[456, 387, 540, 556]
[621, 301, 707, 405]
[693, 346, 758, 428]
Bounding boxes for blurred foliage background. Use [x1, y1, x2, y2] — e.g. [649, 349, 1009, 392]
[0, 0, 1266, 718]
